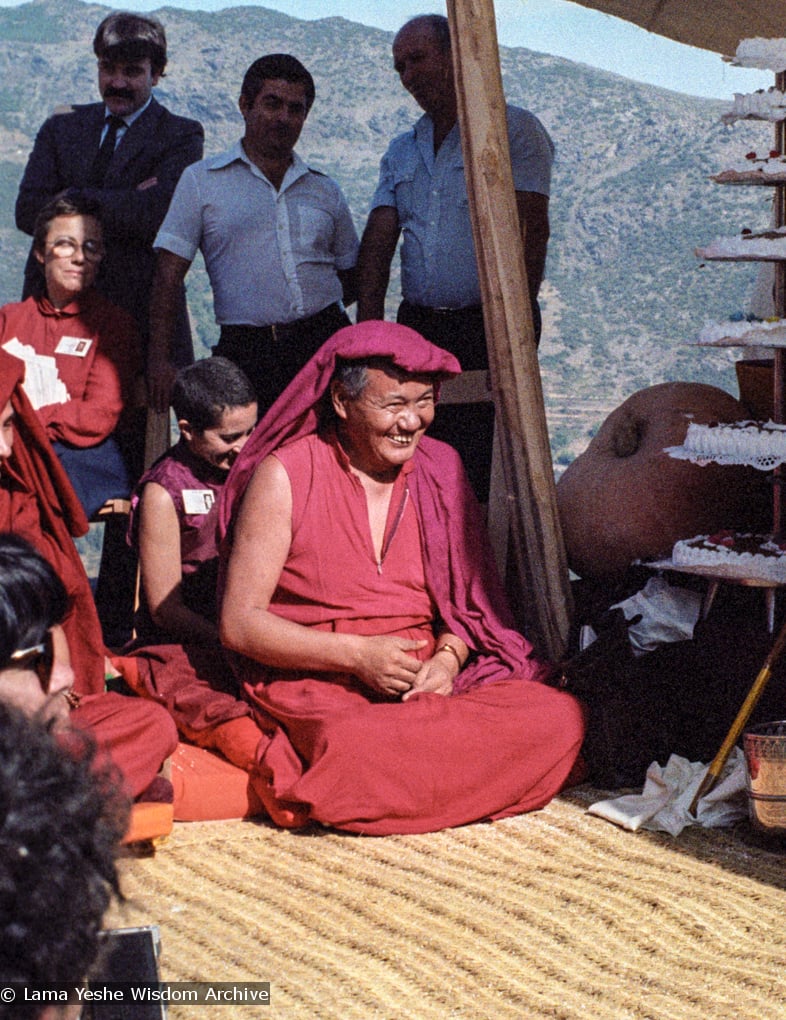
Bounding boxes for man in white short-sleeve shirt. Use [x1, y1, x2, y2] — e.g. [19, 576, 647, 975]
[149, 54, 359, 413]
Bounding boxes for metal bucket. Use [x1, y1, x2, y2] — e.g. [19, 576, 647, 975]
[743, 721, 786, 836]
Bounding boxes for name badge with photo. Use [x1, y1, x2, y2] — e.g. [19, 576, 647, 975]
[55, 335, 93, 357]
[182, 489, 215, 515]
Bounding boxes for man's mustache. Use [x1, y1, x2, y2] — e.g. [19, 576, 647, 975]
[103, 87, 135, 100]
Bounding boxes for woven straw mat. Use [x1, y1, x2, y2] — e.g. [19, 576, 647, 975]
[106, 786, 786, 1020]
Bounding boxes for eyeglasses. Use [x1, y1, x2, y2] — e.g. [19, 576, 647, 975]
[47, 237, 104, 262]
[8, 633, 54, 693]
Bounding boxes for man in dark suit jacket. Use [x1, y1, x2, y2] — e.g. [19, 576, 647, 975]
[15, 11, 204, 378]
[14, 11, 204, 646]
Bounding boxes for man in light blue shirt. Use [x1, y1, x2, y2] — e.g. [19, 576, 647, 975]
[149, 54, 358, 414]
[357, 14, 554, 499]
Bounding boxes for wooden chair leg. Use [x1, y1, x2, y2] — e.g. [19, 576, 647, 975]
[144, 408, 171, 470]
[486, 417, 509, 579]
[701, 580, 720, 620]
[766, 589, 776, 634]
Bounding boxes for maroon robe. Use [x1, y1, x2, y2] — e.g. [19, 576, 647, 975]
[0, 348, 179, 799]
[0, 348, 104, 693]
[218, 322, 585, 834]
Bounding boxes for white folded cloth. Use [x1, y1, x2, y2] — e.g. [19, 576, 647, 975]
[2, 337, 69, 409]
[612, 576, 703, 657]
[587, 748, 748, 836]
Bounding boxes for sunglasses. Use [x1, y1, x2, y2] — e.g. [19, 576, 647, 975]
[8, 632, 54, 693]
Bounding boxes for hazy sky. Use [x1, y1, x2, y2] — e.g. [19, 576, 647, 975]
[235, 0, 772, 100]
[3, 0, 773, 99]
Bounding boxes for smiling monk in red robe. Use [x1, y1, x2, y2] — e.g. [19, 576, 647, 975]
[218, 321, 585, 835]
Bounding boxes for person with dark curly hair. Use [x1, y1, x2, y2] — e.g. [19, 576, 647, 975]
[0, 700, 128, 1020]
[0, 532, 177, 805]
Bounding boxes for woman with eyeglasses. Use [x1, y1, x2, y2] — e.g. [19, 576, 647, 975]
[0, 192, 140, 518]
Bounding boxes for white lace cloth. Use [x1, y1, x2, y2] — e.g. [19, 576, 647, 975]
[693, 318, 786, 347]
[726, 38, 786, 72]
[666, 421, 786, 470]
[666, 446, 786, 470]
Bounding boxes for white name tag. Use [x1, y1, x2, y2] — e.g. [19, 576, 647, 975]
[182, 489, 215, 514]
[55, 336, 92, 357]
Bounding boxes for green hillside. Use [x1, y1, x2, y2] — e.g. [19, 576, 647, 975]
[0, 0, 776, 466]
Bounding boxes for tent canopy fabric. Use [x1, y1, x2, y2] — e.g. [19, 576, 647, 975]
[566, 0, 786, 56]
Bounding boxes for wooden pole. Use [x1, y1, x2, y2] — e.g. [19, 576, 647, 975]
[773, 71, 786, 538]
[144, 408, 171, 469]
[446, 0, 572, 659]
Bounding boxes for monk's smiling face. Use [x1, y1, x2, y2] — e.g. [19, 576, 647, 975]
[332, 366, 436, 482]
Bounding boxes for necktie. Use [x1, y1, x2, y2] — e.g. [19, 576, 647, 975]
[88, 114, 125, 186]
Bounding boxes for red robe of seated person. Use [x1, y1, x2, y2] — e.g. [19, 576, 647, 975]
[0, 292, 139, 448]
[0, 348, 105, 693]
[123, 437, 261, 776]
[0, 348, 181, 802]
[71, 692, 177, 800]
[218, 322, 586, 835]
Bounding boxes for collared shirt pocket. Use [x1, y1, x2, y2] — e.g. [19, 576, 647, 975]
[391, 160, 418, 222]
[292, 204, 336, 262]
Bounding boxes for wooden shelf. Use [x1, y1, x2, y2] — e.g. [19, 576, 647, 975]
[644, 557, 785, 587]
[689, 328, 786, 348]
[712, 177, 786, 186]
[643, 559, 782, 631]
[696, 253, 786, 262]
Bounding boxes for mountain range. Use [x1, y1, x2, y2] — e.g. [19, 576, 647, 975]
[0, 0, 777, 464]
